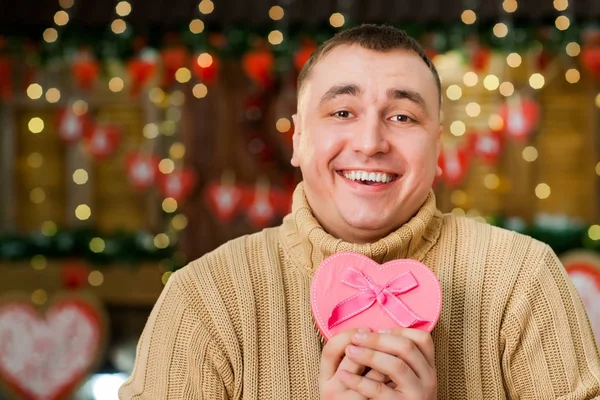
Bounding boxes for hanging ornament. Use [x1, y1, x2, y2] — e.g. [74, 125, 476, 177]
[156, 168, 197, 203]
[60, 261, 90, 290]
[127, 49, 158, 96]
[498, 95, 540, 141]
[83, 124, 121, 160]
[125, 152, 160, 190]
[469, 130, 503, 165]
[242, 42, 275, 90]
[246, 177, 276, 229]
[204, 170, 244, 223]
[71, 47, 100, 91]
[0, 55, 13, 99]
[439, 143, 472, 187]
[56, 107, 92, 144]
[293, 38, 317, 73]
[160, 46, 189, 88]
[465, 36, 491, 73]
[581, 28, 600, 80]
[192, 51, 220, 85]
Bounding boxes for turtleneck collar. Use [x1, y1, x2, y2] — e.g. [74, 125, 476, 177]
[278, 182, 443, 274]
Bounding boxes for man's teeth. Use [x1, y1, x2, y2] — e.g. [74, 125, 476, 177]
[342, 171, 395, 183]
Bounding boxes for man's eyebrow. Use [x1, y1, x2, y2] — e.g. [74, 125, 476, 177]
[387, 88, 428, 116]
[318, 83, 362, 106]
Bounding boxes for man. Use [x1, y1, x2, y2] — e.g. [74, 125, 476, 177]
[120, 24, 600, 399]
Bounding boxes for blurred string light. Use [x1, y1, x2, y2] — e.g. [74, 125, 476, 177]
[269, 6, 284, 20]
[461, 9, 477, 25]
[506, 53, 522, 68]
[198, 0, 214, 14]
[522, 146, 538, 162]
[43, 0, 76, 44]
[596, 161, 600, 176]
[111, 1, 130, 34]
[463, 72, 478, 87]
[535, 183, 551, 199]
[31, 289, 48, 306]
[589, 225, 600, 241]
[329, 13, 345, 28]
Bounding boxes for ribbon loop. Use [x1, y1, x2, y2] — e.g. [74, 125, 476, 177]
[327, 267, 428, 329]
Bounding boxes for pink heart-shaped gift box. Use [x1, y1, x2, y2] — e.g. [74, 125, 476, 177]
[311, 252, 442, 340]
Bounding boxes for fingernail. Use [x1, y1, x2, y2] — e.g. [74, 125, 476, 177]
[358, 327, 371, 333]
[354, 331, 368, 341]
[347, 345, 363, 355]
[378, 329, 391, 334]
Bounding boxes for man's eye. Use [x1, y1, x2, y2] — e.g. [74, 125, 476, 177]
[391, 115, 412, 122]
[333, 111, 352, 118]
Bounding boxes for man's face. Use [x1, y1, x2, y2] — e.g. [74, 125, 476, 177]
[291, 44, 442, 243]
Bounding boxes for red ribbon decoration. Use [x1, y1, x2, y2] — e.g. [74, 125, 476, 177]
[328, 267, 428, 330]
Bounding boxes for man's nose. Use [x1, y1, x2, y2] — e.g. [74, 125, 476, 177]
[350, 114, 390, 156]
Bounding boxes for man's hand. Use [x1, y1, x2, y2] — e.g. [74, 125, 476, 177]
[337, 327, 437, 399]
[319, 328, 389, 400]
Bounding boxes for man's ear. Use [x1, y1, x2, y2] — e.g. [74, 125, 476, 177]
[290, 113, 301, 167]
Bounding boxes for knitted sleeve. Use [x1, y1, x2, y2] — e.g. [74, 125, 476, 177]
[119, 271, 232, 399]
[501, 245, 600, 399]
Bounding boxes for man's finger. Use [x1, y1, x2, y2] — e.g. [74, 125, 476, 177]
[390, 328, 436, 368]
[337, 369, 394, 398]
[345, 345, 420, 389]
[319, 328, 370, 381]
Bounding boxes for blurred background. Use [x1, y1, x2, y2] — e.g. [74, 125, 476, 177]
[0, 0, 599, 398]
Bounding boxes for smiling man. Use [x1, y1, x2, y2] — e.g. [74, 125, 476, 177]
[120, 25, 600, 399]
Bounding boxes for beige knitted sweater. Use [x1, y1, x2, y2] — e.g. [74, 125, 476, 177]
[119, 183, 600, 399]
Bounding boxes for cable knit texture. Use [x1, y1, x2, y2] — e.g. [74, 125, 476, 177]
[119, 182, 600, 399]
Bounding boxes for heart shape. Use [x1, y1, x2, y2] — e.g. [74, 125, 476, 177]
[311, 252, 442, 340]
[0, 294, 106, 400]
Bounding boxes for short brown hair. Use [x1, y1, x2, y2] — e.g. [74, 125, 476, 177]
[297, 24, 441, 105]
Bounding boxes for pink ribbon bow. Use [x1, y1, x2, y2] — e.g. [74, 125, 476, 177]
[328, 266, 428, 329]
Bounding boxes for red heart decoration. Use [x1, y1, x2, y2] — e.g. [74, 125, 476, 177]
[0, 294, 106, 400]
[83, 124, 121, 160]
[246, 191, 276, 229]
[125, 152, 160, 190]
[156, 168, 197, 203]
[439, 144, 472, 187]
[204, 182, 244, 223]
[311, 252, 442, 341]
[498, 97, 540, 141]
[469, 130, 504, 165]
[56, 108, 92, 144]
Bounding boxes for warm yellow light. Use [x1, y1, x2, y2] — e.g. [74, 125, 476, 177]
[522, 146, 538, 162]
[109, 77, 124, 92]
[529, 73, 545, 89]
[162, 197, 178, 213]
[171, 214, 188, 230]
[27, 152, 43, 168]
[197, 53, 213, 68]
[143, 123, 159, 139]
[116, 1, 132, 16]
[41, 221, 57, 236]
[149, 87, 165, 104]
[276, 118, 291, 133]
[189, 19, 205, 34]
[329, 13, 345, 28]
[463, 71, 478, 87]
[45, 88, 61, 103]
[89, 237, 105, 253]
[166, 108, 181, 122]
[160, 121, 176, 136]
[199, 0, 214, 14]
[162, 271, 173, 285]
[446, 85, 462, 100]
[466, 102, 481, 117]
[72, 100, 88, 115]
[43, 28, 58, 43]
[461, 9, 477, 24]
[450, 190, 468, 206]
[555, 15, 570, 31]
[30, 188, 46, 204]
[493, 23, 508, 38]
[566, 42, 580, 57]
[535, 183, 551, 199]
[111, 19, 127, 34]
[499, 81, 515, 97]
[170, 90, 185, 106]
[193, 83, 208, 99]
[503, 0, 518, 12]
[488, 114, 504, 131]
[269, 5, 284, 20]
[27, 83, 43, 100]
[175, 68, 191, 83]
[59, 0, 74, 8]
[28, 117, 44, 134]
[565, 68, 580, 83]
[450, 121, 466, 136]
[596, 161, 600, 175]
[483, 75, 500, 90]
[73, 168, 89, 185]
[88, 271, 104, 286]
[31, 289, 48, 306]
[588, 225, 600, 241]
[31, 255, 47, 271]
[484, 174, 500, 189]
[169, 142, 186, 159]
[154, 233, 170, 249]
[268, 30, 284, 45]
[75, 204, 91, 220]
[54, 10, 69, 26]
[451, 208, 466, 217]
[506, 52, 522, 68]
[554, 0, 568, 11]
[158, 158, 175, 174]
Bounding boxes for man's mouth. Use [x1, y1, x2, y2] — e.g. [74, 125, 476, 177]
[337, 170, 399, 186]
